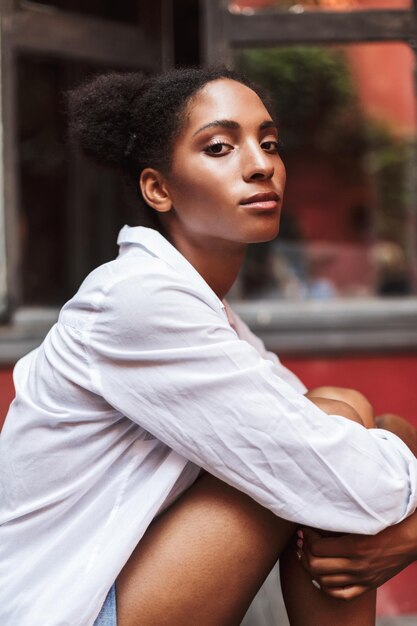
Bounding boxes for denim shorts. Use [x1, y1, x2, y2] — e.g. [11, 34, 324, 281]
[94, 584, 117, 626]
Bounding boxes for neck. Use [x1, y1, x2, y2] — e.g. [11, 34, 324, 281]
[165, 227, 246, 300]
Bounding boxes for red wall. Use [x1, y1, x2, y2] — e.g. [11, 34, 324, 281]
[0, 369, 14, 427]
[284, 353, 417, 427]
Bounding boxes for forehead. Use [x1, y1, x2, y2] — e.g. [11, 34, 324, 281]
[185, 78, 271, 130]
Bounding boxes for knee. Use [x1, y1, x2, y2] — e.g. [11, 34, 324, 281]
[307, 395, 364, 426]
[307, 386, 375, 428]
[376, 414, 417, 457]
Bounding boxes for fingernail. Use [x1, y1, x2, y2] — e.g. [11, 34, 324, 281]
[296, 538, 303, 549]
[297, 529, 304, 539]
[296, 550, 302, 561]
[312, 579, 321, 590]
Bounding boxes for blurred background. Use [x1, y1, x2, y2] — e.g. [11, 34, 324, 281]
[0, 0, 417, 622]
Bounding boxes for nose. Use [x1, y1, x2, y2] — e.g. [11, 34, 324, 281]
[242, 142, 275, 182]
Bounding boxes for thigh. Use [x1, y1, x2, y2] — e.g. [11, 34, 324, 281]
[116, 473, 295, 626]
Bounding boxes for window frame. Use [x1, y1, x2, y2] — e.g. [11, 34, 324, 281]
[0, 0, 174, 363]
[200, 0, 417, 355]
[1, 0, 417, 362]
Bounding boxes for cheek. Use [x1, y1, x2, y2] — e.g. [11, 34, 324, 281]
[276, 159, 286, 186]
[170, 168, 228, 209]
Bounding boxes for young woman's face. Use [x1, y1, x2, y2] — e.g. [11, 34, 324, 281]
[163, 78, 286, 248]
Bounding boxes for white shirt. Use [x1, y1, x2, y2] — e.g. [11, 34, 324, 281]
[1, 225, 417, 626]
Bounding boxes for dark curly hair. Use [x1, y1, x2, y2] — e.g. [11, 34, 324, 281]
[67, 67, 273, 230]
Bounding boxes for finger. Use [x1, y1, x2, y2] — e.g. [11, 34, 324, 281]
[303, 552, 357, 575]
[319, 574, 359, 588]
[303, 531, 358, 558]
[302, 527, 323, 544]
[301, 527, 326, 554]
[299, 549, 352, 580]
[323, 585, 369, 600]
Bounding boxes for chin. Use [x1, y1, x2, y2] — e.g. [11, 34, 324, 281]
[246, 222, 280, 244]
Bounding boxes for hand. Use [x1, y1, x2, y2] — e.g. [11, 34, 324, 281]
[299, 514, 417, 600]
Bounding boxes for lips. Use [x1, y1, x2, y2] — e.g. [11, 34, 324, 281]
[240, 191, 280, 210]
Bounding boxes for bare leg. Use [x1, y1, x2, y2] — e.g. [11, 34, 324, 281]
[307, 386, 375, 428]
[280, 541, 376, 626]
[116, 388, 378, 625]
[117, 472, 376, 626]
[280, 386, 376, 625]
[117, 473, 294, 626]
[376, 413, 417, 457]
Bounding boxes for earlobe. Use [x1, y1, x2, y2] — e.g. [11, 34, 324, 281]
[139, 168, 172, 213]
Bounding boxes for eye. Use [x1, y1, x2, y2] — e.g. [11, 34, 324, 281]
[261, 139, 284, 153]
[203, 141, 233, 157]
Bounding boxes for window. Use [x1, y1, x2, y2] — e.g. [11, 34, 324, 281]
[0, 0, 170, 361]
[18, 0, 142, 24]
[17, 54, 128, 306]
[233, 42, 417, 301]
[1, 0, 167, 304]
[202, 0, 417, 352]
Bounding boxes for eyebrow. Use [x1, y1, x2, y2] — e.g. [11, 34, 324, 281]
[192, 119, 277, 137]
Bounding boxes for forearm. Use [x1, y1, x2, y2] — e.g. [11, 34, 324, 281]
[301, 507, 417, 598]
[391, 510, 417, 565]
[300, 408, 417, 597]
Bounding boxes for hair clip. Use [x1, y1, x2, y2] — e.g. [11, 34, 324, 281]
[125, 132, 137, 157]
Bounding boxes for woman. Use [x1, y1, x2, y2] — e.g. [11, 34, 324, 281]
[1, 67, 417, 626]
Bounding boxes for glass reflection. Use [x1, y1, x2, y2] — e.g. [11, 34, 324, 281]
[234, 43, 417, 300]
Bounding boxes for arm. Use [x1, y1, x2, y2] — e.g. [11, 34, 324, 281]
[223, 300, 307, 394]
[300, 516, 417, 600]
[300, 413, 417, 598]
[87, 268, 417, 534]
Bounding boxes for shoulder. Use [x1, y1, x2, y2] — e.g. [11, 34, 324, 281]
[103, 255, 220, 318]
[69, 256, 229, 352]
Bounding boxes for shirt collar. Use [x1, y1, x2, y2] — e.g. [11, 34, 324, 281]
[117, 225, 225, 312]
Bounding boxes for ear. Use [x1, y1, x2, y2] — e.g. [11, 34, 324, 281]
[139, 168, 172, 213]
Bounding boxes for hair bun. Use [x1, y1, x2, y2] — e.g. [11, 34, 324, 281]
[67, 72, 150, 168]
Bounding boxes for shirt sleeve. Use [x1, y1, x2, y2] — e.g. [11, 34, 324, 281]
[223, 301, 307, 394]
[86, 266, 417, 535]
